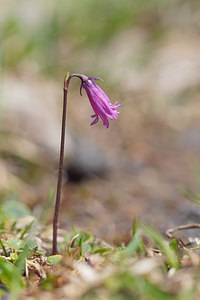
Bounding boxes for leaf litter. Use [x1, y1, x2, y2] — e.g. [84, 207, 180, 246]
[0, 206, 200, 300]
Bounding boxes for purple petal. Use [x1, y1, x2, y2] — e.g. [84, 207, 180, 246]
[82, 79, 122, 128]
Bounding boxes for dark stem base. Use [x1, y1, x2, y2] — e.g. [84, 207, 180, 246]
[52, 86, 68, 255]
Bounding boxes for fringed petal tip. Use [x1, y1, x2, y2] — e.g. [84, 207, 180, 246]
[90, 114, 99, 126]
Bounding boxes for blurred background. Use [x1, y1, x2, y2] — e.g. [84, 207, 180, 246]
[1, 0, 200, 243]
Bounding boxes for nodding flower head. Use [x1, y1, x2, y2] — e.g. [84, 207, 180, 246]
[81, 77, 122, 128]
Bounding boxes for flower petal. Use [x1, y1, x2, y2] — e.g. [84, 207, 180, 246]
[82, 79, 122, 127]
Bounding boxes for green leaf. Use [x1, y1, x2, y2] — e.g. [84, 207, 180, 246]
[65, 233, 74, 243]
[132, 218, 137, 236]
[125, 234, 144, 257]
[36, 249, 45, 255]
[5, 239, 25, 251]
[25, 239, 38, 250]
[15, 246, 31, 274]
[142, 224, 179, 269]
[10, 252, 19, 263]
[170, 238, 179, 251]
[47, 255, 63, 265]
[0, 257, 25, 299]
[179, 186, 200, 205]
[2, 199, 31, 220]
[115, 246, 127, 252]
[79, 235, 83, 257]
[0, 238, 8, 257]
[81, 243, 91, 253]
[92, 247, 112, 254]
[20, 220, 35, 239]
[65, 231, 92, 245]
[15, 239, 38, 274]
[72, 224, 77, 235]
[80, 231, 93, 243]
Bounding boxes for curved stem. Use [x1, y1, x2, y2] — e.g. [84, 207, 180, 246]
[52, 73, 86, 255]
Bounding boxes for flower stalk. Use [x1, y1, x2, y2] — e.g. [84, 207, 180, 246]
[52, 75, 68, 255]
[52, 73, 122, 254]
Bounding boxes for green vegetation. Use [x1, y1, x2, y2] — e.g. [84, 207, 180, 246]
[0, 199, 198, 299]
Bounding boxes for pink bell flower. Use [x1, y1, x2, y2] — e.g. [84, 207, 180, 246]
[81, 77, 122, 128]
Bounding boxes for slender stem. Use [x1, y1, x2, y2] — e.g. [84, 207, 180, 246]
[52, 73, 87, 255]
[52, 84, 68, 255]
